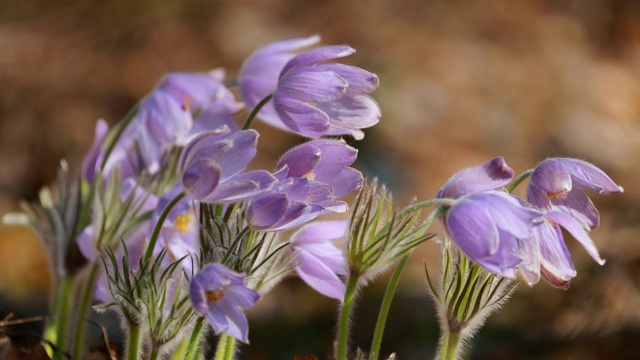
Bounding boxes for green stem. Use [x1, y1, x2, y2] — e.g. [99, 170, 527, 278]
[71, 262, 100, 359]
[186, 316, 205, 360]
[369, 255, 410, 360]
[149, 345, 160, 360]
[437, 330, 461, 360]
[214, 333, 237, 360]
[337, 275, 360, 360]
[398, 198, 456, 217]
[242, 94, 273, 130]
[507, 169, 533, 193]
[126, 322, 143, 360]
[143, 191, 186, 264]
[53, 273, 74, 360]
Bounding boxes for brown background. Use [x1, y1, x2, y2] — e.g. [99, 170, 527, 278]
[1, 0, 640, 359]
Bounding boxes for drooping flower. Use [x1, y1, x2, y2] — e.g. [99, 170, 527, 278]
[291, 220, 349, 300]
[189, 263, 259, 343]
[437, 156, 514, 199]
[269, 45, 380, 139]
[238, 35, 321, 130]
[527, 158, 623, 230]
[520, 158, 622, 288]
[247, 139, 362, 231]
[180, 129, 276, 203]
[442, 191, 542, 278]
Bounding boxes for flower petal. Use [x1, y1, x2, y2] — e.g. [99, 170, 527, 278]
[273, 95, 331, 137]
[281, 45, 355, 76]
[546, 210, 605, 265]
[438, 157, 514, 199]
[296, 250, 346, 300]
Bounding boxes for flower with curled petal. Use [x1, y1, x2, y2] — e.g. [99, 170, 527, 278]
[520, 158, 623, 288]
[247, 139, 362, 231]
[189, 263, 259, 343]
[527, 158, 623, 230]
[179, 129, 276, 204]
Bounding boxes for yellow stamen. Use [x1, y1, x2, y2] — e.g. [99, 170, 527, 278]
[175, 213, 195, 234]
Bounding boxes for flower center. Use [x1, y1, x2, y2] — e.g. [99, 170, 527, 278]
[547, 190, 568, 200]
[204, 289, 225, 303]
[175, 213, 195, 234]
[303, 170, 316, 181]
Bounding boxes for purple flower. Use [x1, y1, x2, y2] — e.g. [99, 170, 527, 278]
[520, 158, 622, 288]
[269, 45, 380, 139]
[291, 220, 349, 300]
[190, 263, 259, 343]
[437, 157, 514, 199]
[247, 139, 362, 231]
[442, 191, 542, 277]
[180, 129, 276, 203]
[134, 69, 242, 174]
[527, 158, 623, 230]
[239, 35, 321, 130]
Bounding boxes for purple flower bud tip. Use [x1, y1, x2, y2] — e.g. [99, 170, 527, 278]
[438, 156, 514, 199]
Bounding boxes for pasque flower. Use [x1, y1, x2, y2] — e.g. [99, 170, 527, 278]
[521, 158, 623, 288]
[527, 158, 623, 230]
[291, 220, 349, 300]
[269, 45, 380, 139]
[247, 139, 362, 231]
[180, 129, 276, 203]
[135, 69, 242, 174]
[238, 35, 321, 130]
[437, 157, 542, 277]
[190, 263, 259, 343]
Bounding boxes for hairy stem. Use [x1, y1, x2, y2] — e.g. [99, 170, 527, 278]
[337, 275, 360, 360]
[242, 94, 273, 130]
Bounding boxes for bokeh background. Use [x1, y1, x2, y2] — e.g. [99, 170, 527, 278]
[1, 0, 640, 359]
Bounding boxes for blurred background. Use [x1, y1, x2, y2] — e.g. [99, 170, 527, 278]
[1, 0, 640, 358]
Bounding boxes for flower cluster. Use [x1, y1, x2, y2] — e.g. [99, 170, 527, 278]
[74, 35, 378, 347]
[436, 156, 623, 288]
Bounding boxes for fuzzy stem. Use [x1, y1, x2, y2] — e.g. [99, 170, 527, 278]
[126, 322, 143, 360]
[242, 94, 273, 130]
[369, 255, 409, 360]
[507, 169, 533, 193]
[337, 274, 360, 360]
[143, 191, 186, 264]
[149, 345, 161, 360]
[437, 330, 462, 360]
[186, 316, 205, 360]
[71, 262, 100, 359]
[52, 273, 74, 360]
[214, 333, 237, 360]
